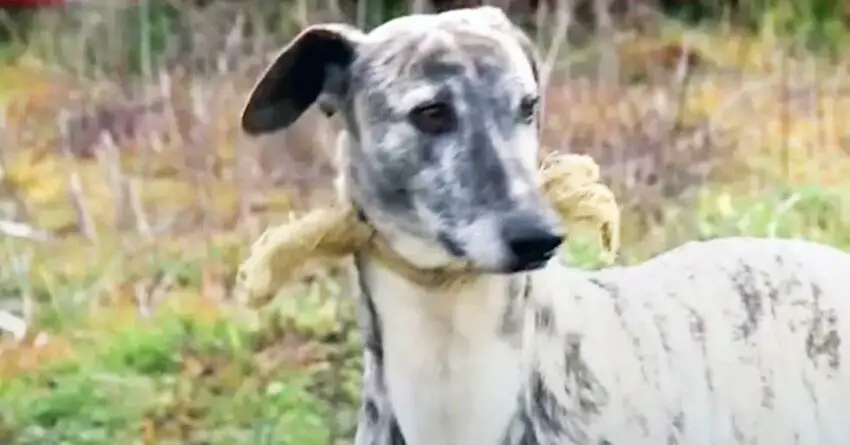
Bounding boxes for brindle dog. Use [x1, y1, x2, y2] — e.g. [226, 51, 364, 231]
[241, 6, 850, 445]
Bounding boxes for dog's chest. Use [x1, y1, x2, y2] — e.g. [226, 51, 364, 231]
[372, 273, 524, 445]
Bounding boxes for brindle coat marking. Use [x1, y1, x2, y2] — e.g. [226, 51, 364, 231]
[523, 238, 850, 445]
[241, 6, 850, 445]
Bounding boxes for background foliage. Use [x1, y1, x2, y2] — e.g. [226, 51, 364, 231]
[1, 0, 850, 444]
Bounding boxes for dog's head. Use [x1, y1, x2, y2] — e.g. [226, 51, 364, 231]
[241, 6, 563, 274]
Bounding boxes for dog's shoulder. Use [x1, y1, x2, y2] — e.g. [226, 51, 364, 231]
[522, 237, 850, 445]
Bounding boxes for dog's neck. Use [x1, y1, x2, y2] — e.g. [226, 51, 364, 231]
[337, 132, 532, 444]
[354, 244, 532, 445]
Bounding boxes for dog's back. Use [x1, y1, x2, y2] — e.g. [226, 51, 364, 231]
[525, 236, 850, 444]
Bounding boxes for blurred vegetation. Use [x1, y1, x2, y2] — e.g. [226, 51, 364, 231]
[4, 0, 850, 70]
[0, 0, 850, 444]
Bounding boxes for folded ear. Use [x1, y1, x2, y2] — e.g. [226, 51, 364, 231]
[241, 23, 365, 135]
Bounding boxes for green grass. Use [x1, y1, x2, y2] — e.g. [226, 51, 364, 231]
[0, 286, 362, 445]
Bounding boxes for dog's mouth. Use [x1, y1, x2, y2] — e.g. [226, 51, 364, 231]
[436, 230, 557, 274]
[437, 232, 467, 258]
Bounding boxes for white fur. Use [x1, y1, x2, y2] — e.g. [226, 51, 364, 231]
[363, 256, 523, 445]
[524, 237, 850, 444]
[361, 235, 850, 445]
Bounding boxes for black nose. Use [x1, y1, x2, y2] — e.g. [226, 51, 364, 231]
[501, 214, 564, 272]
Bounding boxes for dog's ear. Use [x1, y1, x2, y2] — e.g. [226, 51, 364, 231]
[241, 23, 365, 135]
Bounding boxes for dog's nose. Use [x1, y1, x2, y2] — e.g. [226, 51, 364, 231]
[501, 214, 564, 271]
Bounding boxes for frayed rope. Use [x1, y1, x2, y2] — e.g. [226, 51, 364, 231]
[235, 153, 620, 307]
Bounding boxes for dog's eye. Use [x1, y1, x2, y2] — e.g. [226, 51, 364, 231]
[518, 96, 539, 123]
[409, 102, 457, 134]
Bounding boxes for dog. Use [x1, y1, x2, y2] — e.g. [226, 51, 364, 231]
[239, 6, 850, 445]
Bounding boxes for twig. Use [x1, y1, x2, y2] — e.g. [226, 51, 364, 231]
[139, 0, 153, 81]
[410, 0, 429, 14]
[128, 177, 153, 239]
[539, 0, 573, 91]
[594, 0, 617, 85]
[97, 131, 129, 230]
[356, 0, 368, 31]
[58, 109, 98, 240]
[664, 36, 697, 138]
[0, 108, 34, 224]
[4, 241, 35, 336]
